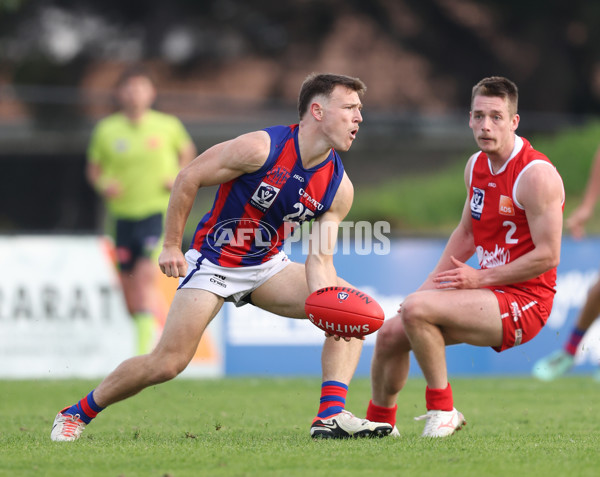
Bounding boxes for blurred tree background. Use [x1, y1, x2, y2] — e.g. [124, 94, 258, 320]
[0, 0, 599, 235]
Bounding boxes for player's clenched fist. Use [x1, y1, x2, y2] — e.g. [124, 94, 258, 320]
[158, 245, 188, 278]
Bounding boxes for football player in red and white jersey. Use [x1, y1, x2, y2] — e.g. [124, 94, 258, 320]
[366, 76, 565, 437]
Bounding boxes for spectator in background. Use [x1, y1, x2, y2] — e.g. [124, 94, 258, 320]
[533, 145, 600, 381]
[86, 65, 196, 355]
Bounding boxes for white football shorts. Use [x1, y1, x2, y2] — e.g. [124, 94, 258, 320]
[178, 249, 291, 306]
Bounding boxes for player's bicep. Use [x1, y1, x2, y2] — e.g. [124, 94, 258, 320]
[182, 131, 270, 188]
[519, 164, 564, 260]
[321, 173, 354, 224]
[310, 174, 353, 256]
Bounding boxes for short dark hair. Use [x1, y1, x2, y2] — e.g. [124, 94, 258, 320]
[298, 73, 366, 118]
[471, 76, 518, 115]
[115, 64, 155, 89]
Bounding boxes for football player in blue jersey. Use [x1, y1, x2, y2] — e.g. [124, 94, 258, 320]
[51, 73, 393, 441]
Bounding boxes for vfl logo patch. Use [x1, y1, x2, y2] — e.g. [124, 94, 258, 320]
[499, 195, 515, 216]
[250, 182, 281, 212]
[337, 292, 349, 301]
[470, 188, 485, 220]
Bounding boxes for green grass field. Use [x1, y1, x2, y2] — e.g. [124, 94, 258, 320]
[1, 376, 599, 476]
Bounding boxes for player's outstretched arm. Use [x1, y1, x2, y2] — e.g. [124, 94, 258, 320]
[305, 172, 354, 292]
[159, 131, 271, 277]
[567, 145, 600, 239]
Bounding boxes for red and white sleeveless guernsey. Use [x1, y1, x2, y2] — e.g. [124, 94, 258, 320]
[469, 135, 561, 304]
[189, 124, 345, 267]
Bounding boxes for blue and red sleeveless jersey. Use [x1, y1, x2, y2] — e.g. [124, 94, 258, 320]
[189, 124, 345, 267]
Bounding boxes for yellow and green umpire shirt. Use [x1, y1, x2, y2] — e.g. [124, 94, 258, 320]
[87, 110, 192, 219]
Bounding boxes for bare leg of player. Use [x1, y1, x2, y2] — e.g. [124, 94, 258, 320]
[391, 289, 501, 437]
[251, 263, 365, 379]
[400, 289, 502, 388]
[252, 263, 392, 438]
[50, 289, 224, 441]
[575, 277, 600, 330]
[251, 262, 364, 384]
[370, 314, 412, 407]
[321, 336, 362, 383]
[94, 289, 224, 406]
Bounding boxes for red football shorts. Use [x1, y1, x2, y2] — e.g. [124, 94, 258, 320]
[490, 287, 553, 353]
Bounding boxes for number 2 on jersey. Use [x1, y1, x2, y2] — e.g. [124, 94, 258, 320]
[503, 220, 518, 244]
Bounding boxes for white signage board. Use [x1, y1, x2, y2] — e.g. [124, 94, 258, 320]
[0, 236, 223, 378]
[0, 236, 134, 378]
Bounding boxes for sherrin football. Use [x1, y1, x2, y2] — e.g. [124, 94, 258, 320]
[305, 286, 385, 338]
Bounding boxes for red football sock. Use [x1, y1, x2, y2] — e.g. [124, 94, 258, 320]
[425, 382, 453, 411]
[366, 400, 397, 427]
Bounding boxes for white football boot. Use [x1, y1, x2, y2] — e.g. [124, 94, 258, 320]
[415, 408, 466, 437]
[310, 410, 393, 438]
[50, 407, 86, 442]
